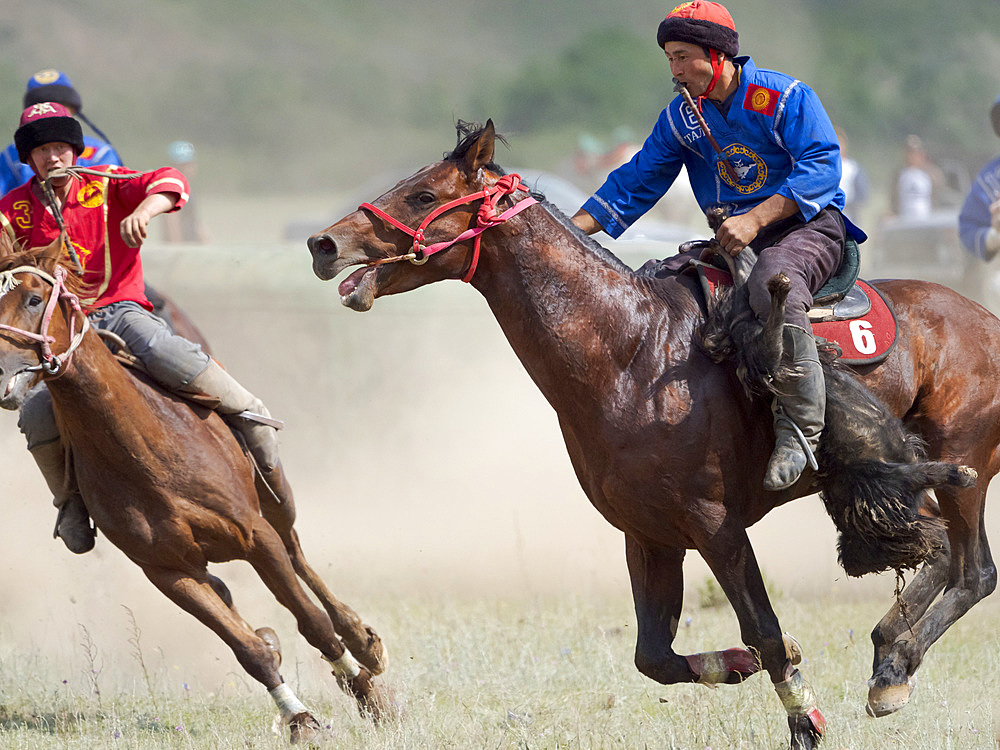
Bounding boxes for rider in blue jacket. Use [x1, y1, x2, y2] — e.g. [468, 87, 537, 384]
[573, 1, 864, 492]
[0, 70, 122, 196]
[958, 96, 1000, 261]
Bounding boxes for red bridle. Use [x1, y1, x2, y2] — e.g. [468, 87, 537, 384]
[358, 173, 538, 283]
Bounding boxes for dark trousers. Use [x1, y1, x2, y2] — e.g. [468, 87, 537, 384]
[746, 208, 846, 329]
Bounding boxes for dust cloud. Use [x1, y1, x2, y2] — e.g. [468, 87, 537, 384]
[1, 238, 996, 690]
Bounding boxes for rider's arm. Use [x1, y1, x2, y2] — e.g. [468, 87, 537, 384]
[716, 194, 799, 256]
[121, 192, 180, 248]
[769, 84, 842, 223]
[571, 209, 603, 235]
[579, 108, 684, 239]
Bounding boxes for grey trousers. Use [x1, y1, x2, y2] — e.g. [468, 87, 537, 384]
[19, 301, 211, 448]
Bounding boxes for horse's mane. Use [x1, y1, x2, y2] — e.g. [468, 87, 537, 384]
[447, 120, 635, 277]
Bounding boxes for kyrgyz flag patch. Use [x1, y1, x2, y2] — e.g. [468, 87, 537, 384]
[743, 84, 780, 116]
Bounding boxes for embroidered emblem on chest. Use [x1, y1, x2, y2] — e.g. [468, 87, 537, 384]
[718, 143, 767, 194]
[77, 182, 104, 208]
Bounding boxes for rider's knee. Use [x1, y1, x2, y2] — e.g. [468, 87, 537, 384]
[18, 385, 59, 448]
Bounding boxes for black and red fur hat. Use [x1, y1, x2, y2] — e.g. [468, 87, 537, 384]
[656, 1, 739, 57]
[14, 102, 84, 164]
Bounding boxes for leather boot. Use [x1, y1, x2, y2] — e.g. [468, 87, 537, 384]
[763, 325, 825, 491]
[30, 440, 96, 554]
[259, 460, 295, 508]
[182, 361, 280, 471]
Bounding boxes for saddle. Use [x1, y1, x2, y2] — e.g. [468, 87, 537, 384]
[643, 238, 898, 366]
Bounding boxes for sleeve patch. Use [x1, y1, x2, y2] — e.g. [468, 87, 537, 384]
[743, 84, 780, 117]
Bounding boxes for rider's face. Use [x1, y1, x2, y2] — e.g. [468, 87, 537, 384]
[29, 141, 76, 181]
[664, 41, 713, 97]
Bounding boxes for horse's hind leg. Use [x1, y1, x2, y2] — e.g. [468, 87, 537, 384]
[868, 484, 997, 717]
[256, 472, 386, 675]
[245, 517, 395, 720]
[141, 565, 322, 743]
[206, 572, 283, 667]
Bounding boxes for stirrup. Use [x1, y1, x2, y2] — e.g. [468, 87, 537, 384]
[773, 411, 819, 472]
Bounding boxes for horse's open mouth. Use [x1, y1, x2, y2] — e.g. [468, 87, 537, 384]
[338, 265, 378, 311]
[0, 368, 35, 410]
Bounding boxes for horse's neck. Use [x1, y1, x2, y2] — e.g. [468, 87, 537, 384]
[473, 208, 695, 409]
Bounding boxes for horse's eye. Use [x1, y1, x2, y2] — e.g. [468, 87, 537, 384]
[415, 191, 436, 204]
[26, 294, 43, 309]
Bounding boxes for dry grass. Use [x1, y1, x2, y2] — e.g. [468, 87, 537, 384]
[0, 591, 997, 749]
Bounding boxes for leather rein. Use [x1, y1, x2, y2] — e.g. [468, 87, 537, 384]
[358, 173, 538, 283]
[0, 265, 89, 377]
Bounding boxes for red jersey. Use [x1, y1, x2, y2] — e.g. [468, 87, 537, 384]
[0, 165, 189, 310]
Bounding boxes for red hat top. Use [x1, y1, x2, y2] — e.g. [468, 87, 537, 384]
[657, 1, 739, 57]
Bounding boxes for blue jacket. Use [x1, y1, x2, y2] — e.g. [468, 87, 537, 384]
[958, 154, 1000, 260]
[0, 136, 122, 197]
[584, 56, 865, 242]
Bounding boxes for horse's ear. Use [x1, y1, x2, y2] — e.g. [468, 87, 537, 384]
[38, 236, 65, 265]
[464, 119, 496, 172]
[0, 228, 16, 258]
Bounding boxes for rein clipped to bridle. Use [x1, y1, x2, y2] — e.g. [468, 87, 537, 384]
[357, 173, 538, 283]
[0, 265, 89, 377]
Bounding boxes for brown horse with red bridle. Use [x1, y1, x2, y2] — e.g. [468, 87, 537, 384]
[308, 121, 999, 749]
[0, 239, 392, 744]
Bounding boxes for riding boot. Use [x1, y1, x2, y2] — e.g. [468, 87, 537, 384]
[259, 460, 295, 507]
[763, 325, 825, 491]
[30, 440, 96, 554]
[182, 361, 280, 472]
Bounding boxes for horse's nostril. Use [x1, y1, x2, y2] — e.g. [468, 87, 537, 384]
[308, 234, 338, 257]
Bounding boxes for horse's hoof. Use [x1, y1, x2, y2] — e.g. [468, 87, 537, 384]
[340, 669, 401, 723]
[782, 632, 803, 665]
[255, 627, 283, 669]
[958, 465, 978, 486]
[356, 626, 388, 676]
[767, 272, 791, 296]
[288, 711, 323, 745]
[866, 676, 916, 717]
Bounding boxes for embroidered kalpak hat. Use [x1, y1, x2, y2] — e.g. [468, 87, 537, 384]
[656, 1, 739, 57]
[14, 102, 85, 164]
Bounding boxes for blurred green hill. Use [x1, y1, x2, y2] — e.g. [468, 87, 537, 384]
[3, 0, 1000, 197]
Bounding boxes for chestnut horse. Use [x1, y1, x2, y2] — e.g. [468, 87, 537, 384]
[0, 241, 391, 744]
[307, 121, 999, 749]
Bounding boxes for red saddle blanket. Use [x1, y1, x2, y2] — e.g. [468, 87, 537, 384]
[698, 266, 897, 366]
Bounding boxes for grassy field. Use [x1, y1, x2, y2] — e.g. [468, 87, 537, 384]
[0, 591, 997, 749]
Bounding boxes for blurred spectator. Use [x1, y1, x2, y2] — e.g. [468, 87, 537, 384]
[598, 126, 641, 171]
[835, 126, 870, 227]
[162, 140, 210, 243]
[958, 96, 1000, 261]
[0, 69, 122, 196]
[889, 134, 944, 220]
[573, 132, 604, 181]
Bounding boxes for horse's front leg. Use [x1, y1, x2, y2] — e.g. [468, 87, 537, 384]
[700, 525, 825, 750]
[625, 535, 758, 686]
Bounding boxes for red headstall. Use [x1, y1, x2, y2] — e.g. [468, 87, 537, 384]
[358, 173, 538, 283]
